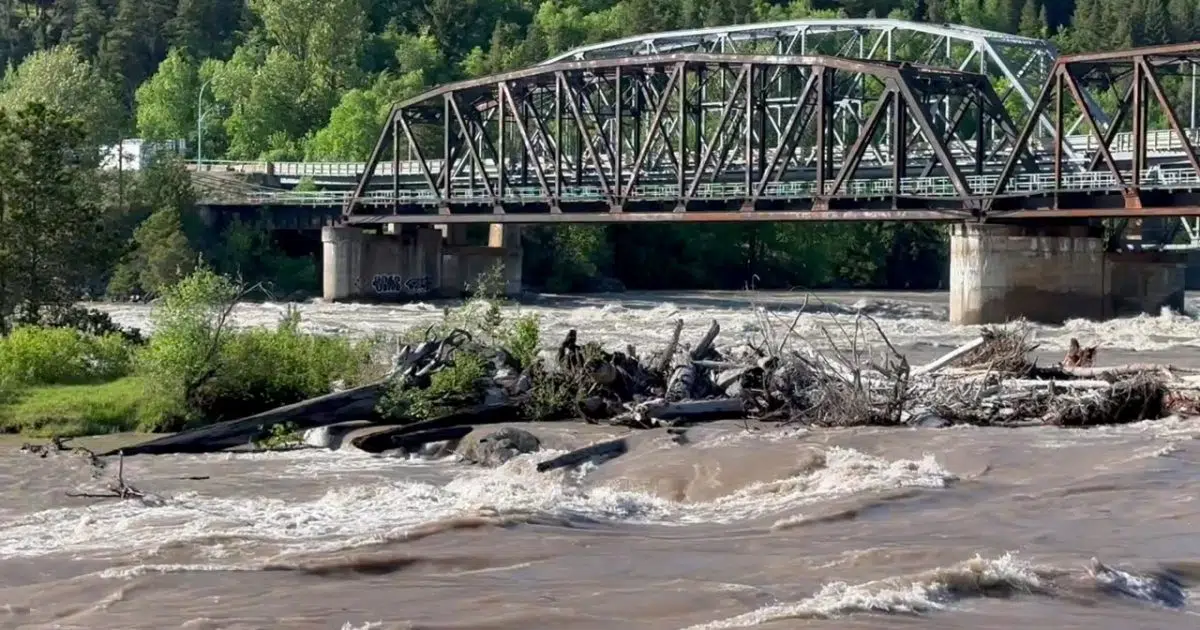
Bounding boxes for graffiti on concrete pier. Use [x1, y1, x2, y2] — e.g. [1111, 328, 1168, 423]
[371, 274, 432, 296]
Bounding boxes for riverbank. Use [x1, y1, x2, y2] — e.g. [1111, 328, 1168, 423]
[9, 284, 1200, 441]
[0, 377, 147, 437]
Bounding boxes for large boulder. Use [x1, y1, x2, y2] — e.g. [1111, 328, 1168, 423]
[456, 427, 542, 467]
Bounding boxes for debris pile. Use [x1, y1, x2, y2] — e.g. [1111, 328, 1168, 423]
[65, 310, 1200, 461]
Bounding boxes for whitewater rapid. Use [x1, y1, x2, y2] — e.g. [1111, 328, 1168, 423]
[0, 290, 1194, 629]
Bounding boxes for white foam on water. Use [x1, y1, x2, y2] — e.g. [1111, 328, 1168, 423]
[339, 622, 383, 630]
[682, 553, 1045, 629]
[86, 296, 1200, 355]
[0, 447, 954, 560]
[1088, 558, 1191, 609]
[97, 563, 262, 579]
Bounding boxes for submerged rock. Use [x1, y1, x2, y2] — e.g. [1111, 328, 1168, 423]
[457, 427, 541, 467]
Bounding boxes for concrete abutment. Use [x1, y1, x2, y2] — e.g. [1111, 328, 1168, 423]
[321, 224, 523, 302]
[949, 223, 1185, 326]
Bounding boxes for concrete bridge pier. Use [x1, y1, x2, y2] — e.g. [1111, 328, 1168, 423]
[322, 223, 523, 302]
[949, 223, 1186, 326]
[488, 225, 524, 295]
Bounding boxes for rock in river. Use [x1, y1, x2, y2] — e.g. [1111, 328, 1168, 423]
[457, 427, 542, 467]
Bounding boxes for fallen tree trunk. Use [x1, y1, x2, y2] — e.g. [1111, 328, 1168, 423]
[383, 403, 520, 437]
[611, 398, 746, 428]
[911, 337, 985, 377]
[106, 381, 390, 456]
[536, 438, 628, 473]
[349, 425, 475, 454]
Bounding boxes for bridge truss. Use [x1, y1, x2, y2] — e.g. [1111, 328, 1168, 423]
[344, 53, 1024, 223]
[544, 19, 1071, 138]
[335, 21, 1200, 249]
[987, 43, 1200, 242]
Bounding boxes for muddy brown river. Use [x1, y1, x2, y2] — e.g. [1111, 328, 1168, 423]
[0, 291, 1197, 629]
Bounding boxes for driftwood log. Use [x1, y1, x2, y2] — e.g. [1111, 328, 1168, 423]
[347, 403, 519, 453]
[107, 381, 390, 456]
[536, 438, 628, 473]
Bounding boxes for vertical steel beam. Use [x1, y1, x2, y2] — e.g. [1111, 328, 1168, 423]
[499, 82, 553, 201]
[1053, 72, 1063, 202]
[688, 65, 747, 200]
[891, 90, 906, 204]
[678, 61, 688, 202]
[497, 85, 507, 201]
[555, 76, 563, 205]
[520, 89, 529, 185]
[446, 95, 496, 204]
[744, 63, 753, 195]
[443, 95, 452, 203]
[614, 67, 622, 202]
[973, 92, 985, 176]
[755, 70, 817, 199]
[391, 114, 399, 213]
[1132, 57, 1145, 189]
[756, 65, 767, 178]
[815, 67, 828, 195]
[560, 72, 615, 204]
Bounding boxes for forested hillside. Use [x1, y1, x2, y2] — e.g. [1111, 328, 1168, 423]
[1, 0, 1196, 295]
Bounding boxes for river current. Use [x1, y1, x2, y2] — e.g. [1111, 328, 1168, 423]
[0, 290, 1198, 629]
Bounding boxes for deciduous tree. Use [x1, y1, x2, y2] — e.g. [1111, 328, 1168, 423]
[135, 49, 200, 143]
[0, 46, 123, 144]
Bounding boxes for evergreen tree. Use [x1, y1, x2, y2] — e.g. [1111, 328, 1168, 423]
[107, 155, 198, 298]
[1168, 0, 1196, 42]
[97, 0, 176, 110]
[0, 102, 110, 327]
[1069, 0, 1103, 52]
[168, 0, 248, 60]
[1017, 0, 1045, 37]
[66, 0, 110, 59]
[1141, 0, 1171, 45]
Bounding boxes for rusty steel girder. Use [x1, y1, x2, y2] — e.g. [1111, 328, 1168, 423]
[988, 43, 1200, 218]
[344, 52, 1023, 222]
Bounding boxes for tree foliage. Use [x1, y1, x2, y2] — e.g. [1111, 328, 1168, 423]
[0, 46, 122, 143]
[0, 103, 112, 330]
[2, 0, 1198, 296]
[135, 48, 200, 142]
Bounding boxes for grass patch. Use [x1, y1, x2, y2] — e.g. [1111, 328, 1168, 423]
[0, 376, 147, 437]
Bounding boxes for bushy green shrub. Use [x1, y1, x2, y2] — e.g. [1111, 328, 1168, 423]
[188, 309, 373, 421]
[0, 325, 135, 386]
[380, 263, 542, 422]
[137, 268, 376, 431]
[10, 304, 144, 344]
[136, 268, 238, 426]
[499, 313, 540, 370]
[380, 350, 488, 421]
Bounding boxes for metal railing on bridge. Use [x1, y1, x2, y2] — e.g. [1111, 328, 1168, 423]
[236, 164, 1200, 206]
[188, 126, 1200, 184]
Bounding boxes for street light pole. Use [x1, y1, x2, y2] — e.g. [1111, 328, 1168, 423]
[197, 76, 214, 165]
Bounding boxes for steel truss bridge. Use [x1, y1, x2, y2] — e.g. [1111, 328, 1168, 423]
[197, 20, 1200, 245]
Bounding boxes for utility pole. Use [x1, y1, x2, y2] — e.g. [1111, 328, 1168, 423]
[197, 76, 215, 165]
